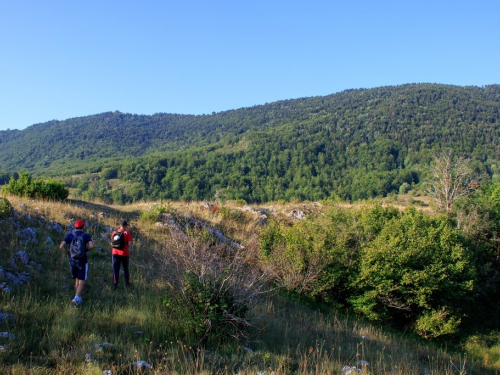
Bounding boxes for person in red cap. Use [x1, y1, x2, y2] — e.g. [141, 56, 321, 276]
[111, 220, 133, 290]
[59, 220, 94, 306]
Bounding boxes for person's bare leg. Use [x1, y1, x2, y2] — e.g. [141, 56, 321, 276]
[75, 280, 85, 297]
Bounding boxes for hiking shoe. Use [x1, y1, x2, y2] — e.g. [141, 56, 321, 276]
[72, 296, 83, 306]
[113, 285, 118, 291]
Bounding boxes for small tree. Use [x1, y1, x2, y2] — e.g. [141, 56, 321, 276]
[426, 151, 476, 214]
[399, 182, 411, 195]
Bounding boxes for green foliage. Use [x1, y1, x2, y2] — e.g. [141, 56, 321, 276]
[464, 333, 500, 369]
[259, 219, 285, 257]
[260, 205, 486, 339]
[260, 205, 401, 302]
[408, 196, 426, 206]
[2, 171, 32, 197]
[399, 182, 411, 194]
[41, 178, 69, 200]
[140, 201, 174, 223]
[2, 84, 500, 204]
[350, 209, 474, 337]
[219, 206, 244, 222]
[2, 171, 68, 200]
[164, 271, 249, 346]
[0, 197, 13, 219]
[101, 167, 118, 179]
[414, 307, 462, 339]
[480, 182, 500, 225]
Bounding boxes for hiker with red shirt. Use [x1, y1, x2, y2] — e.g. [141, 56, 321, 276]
[111, 220, 133, 290]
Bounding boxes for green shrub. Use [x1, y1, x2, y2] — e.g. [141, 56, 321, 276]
[349, 208, 474, 338]
[140, 210, 160, 222]
[140, 201, 173, 222]
[164, 270, 249, 347]
[399, 182, 411, 194]
[414, 307, 461, 339]
[157, 231, 267, 348]
[219, 206, 244, 222]
[101, 167, 118, 179]
[0, 197, 13, 219]
[408, 197, 426, 206]
[259, 204, 400, 302]
[41, 178, 69, 200]
[2, 172, 68, 200]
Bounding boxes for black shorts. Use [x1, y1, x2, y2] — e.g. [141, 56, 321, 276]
[69, 258, 88, 280]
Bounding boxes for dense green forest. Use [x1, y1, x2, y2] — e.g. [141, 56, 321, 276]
[1, 83, 499, 203]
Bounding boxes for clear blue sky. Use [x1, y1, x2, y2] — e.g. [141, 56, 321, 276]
[1, 1, 499, 131]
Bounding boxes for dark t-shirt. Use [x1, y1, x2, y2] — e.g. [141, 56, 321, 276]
[63, 230, 93, 263]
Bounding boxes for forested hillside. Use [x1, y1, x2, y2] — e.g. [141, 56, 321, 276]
[1, 83, 500, 203]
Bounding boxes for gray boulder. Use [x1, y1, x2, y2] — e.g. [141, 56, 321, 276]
[5, 272, 30, 286]
[45, 237, 55, 247]
[48, 221, 64, 232]
[15, 251, 29, 265]
[18, 228, 38, 243]
[0, 311, 14, 325]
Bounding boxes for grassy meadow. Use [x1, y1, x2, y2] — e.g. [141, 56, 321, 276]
[0, 196, 496, 374]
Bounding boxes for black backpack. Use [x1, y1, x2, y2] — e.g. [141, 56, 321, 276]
[70, 231, 86, 259]
[111, 230, 126, 249]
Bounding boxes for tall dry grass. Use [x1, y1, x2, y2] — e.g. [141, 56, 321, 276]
[0, 195, 494, 374]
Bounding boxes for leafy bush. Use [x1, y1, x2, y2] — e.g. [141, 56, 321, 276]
[0, 197, 13, 219]
[41, 178, 69, 200]
[260, 219, 324, 294]
[399, 182, 411, 194]
[2, 172, 68, 200]
[157, 233, 268, 347]
[163, 270, 249, 347]
[101, 167, 118, 179]
[219, 206, 244, 222]
[259, 204, 400, 302]
[259, 203, 491, 340]
[140, 201, 174, 222]
[349, 208, 474, 338]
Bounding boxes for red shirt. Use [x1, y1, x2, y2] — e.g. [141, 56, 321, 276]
[111, 229, 133, 256]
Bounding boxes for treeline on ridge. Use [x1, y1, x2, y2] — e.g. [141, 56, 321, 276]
[1, 83, 500, 203]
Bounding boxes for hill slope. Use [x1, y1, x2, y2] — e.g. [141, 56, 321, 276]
[1, 83, 500, 202]
[1, 83, 499, 171]
[0, 195, 496, 374]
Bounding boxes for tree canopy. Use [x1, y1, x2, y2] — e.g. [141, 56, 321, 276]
[1, 83, 499, 203]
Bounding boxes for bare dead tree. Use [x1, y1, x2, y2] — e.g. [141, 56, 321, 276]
[426, 151, 477, 214]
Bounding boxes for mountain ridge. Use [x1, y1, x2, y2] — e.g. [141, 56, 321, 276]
[1, 83, 500, 202]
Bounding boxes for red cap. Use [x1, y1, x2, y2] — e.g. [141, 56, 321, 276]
[75, 220, 85, 229]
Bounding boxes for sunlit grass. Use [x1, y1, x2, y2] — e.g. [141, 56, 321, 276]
[0, 195, 496, 374]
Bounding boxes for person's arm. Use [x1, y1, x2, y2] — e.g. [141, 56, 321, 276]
[127, 231, 133, 248]
[86, 240, 94, 251]
[59, 241, 70, 256]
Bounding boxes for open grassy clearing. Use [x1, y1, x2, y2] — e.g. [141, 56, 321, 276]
[0, 196, 493, 374]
